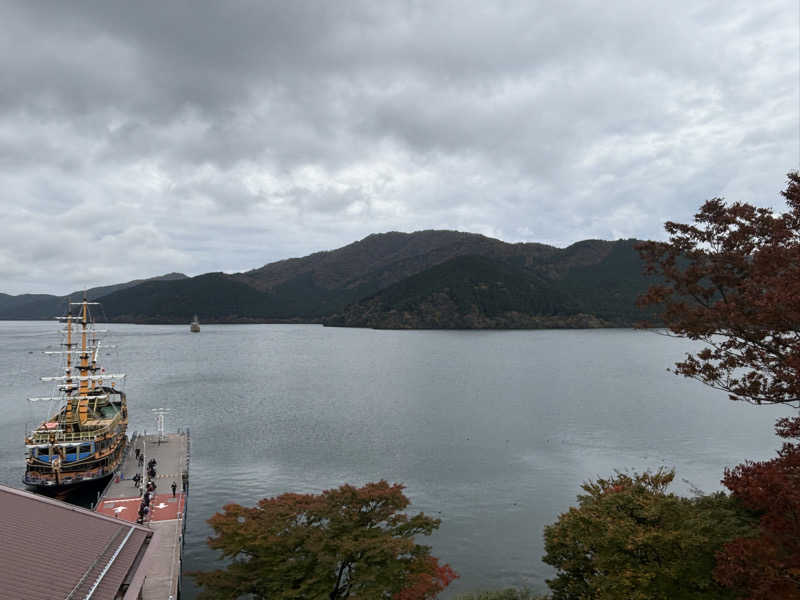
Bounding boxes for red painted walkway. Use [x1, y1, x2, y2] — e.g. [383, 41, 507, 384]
[97, 492, 185, 523]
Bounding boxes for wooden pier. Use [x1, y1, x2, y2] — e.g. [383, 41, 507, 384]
[95, 431, 190, 599]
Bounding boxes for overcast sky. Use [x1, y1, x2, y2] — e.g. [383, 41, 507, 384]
[1, 1, 797, 295]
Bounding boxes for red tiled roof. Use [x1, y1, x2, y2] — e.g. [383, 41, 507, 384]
[0, 485, 152, 600]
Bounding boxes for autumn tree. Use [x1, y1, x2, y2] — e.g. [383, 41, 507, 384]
[192, 480, 457, 600]
[542, 469, 756, 600]
[713, 417, 800, 598]
[392, 555, 459, 600]
[636, 171, 800, 408]
[637, 172, 800, 598]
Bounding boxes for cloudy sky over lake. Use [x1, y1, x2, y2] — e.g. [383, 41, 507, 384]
[1, 1, 797, 295]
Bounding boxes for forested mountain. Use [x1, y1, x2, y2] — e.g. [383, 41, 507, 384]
[236, 230, 558, 292]
[0, 232, 655, 327]
[322, 255, 595, 329]
[0, 273, 188, 320]
[0, 293, 55, 313]
[323, 240, 653, 329]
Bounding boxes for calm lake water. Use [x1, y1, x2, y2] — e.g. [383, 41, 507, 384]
[0, 322, 791, 597]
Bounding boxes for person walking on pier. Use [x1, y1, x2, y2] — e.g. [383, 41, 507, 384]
[171, 481, 177, 497]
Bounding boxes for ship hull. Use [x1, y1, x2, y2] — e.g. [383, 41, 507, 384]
[24, 470, 112, 491]
[24, 434, 128, 491]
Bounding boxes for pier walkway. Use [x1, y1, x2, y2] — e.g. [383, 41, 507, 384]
[96, 431, 190, 599]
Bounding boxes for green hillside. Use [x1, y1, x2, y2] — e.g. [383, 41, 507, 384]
[324, 239, 655, 329]
[324, 255, 612, 329]
[100, 274, 279, 322]
[559, 239, 657, 324]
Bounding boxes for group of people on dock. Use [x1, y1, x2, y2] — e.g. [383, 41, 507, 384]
[133, 447, 169, 524]
[136, 478, 157, 524]
[130, 445, 183, 524]
[133, 448, 159, 478]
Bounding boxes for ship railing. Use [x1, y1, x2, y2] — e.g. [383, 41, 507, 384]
[28, 413, 122, 444]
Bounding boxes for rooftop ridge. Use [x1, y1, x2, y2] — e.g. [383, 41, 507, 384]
[0, 483, 151, 532]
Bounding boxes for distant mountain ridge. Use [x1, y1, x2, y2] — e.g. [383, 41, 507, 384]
[0, 273, 188, 319]
[237, 231, 558, 292]
[0, 232, 654, 327]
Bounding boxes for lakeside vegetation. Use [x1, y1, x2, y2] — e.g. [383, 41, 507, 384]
[189, 172, 800, 598]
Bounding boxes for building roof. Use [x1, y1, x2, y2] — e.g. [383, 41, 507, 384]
[0, 484, 152, 600]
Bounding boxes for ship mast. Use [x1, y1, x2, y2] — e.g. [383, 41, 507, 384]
[62, 307, 75, 429]
[57, 297, 97, 430]
[73, 297, 97, 429]
[79, 299, 88, 396]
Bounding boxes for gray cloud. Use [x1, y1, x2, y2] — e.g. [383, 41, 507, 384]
[0, 0, 796, 294]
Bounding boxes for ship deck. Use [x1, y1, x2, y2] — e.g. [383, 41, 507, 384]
[96, 431, 189, 599]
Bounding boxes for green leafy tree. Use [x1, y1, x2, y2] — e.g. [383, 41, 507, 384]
[192, 480, 456, 599]
[542, 469, 756, 600]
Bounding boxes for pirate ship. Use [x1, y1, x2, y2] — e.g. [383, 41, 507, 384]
[23, 299, 128, 489]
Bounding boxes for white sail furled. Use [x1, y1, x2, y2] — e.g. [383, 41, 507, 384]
[28, 395, 110, 402]
[41, 374, 126, 382]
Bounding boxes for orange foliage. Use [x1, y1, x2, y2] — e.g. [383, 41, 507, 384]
[393, 556, 459, 600]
